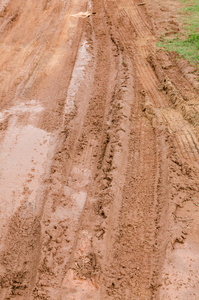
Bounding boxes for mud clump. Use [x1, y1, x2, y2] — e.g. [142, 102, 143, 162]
[162, 78, 199, 129]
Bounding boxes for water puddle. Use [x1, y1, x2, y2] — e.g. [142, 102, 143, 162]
[0, 100, 52, 247]
[0, 124, 51, 224]
[88, 0, 93, 11]
[0, 100, 44, 123]
[64, 39, 91, 116]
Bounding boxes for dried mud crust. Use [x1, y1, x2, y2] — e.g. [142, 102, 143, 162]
[0, 0, 198, 300]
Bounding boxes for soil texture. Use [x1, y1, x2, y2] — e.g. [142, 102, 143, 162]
[0, 0, 198, 299]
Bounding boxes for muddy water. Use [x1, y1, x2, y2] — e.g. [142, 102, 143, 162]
[58, 38, 100, 298]
[64, 39, 91, 116]
[0, 33, 91, 233]
[0, 34, 91, 237]
[28, 33, 99, 299]
[0, 100, 53, 253]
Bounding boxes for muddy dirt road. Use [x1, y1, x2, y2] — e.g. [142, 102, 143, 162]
[0, 0, 199, 299]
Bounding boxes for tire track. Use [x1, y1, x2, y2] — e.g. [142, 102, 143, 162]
[104, 1, 199, 299]
[0, 0, 89, 299]
[29, 2, 121, 297]
[0, 0, 198, 299]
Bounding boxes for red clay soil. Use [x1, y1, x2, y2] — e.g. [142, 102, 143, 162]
[0, 0, 199, 299]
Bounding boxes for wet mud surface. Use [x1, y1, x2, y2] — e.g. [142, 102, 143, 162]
[0, 0, 198, 299]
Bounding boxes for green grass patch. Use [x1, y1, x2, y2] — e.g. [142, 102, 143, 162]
[157, 0, 199, 67]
